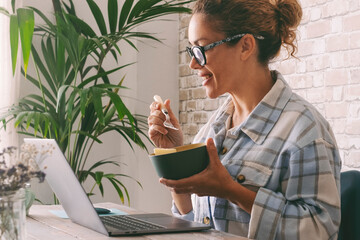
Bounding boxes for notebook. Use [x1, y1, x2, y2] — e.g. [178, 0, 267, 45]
[24, 138, 211, 236]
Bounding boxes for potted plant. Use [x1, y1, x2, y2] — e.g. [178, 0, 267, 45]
[0, 0, 192, 204]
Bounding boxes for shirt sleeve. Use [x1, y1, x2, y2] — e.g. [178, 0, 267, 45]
[248, 139, 341, 240]
[171, 200, 195, 221]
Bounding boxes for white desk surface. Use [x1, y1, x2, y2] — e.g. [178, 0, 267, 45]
[26, 202, 248, 240]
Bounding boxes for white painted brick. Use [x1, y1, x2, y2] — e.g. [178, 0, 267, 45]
[348, 49, 360, 67]
[348, 137, 360, 149]
[345, 151, 360, 168]
[350, 69, 360, 84]
[345, 119, 360, 134]
[296, 59, 307, 73]
[306, 87, 325, 103]
[349, 102, 360, 118]
[310, 7, 322, 21]
[306, 55, 330, 71]
[311, 71, 325, 87]
[306, 20, 331, 39]
[326, 35, 350, 52]
[325, 102, 348, 118]
[331, 119, 347, 134]
[322, 0, 350, 18]
[350, 31, 360, 49]
[345, 84, 360, 100]
[331, 16, 343, 33]
[276, 59, 297, 75]
[332, 86, 344, 101]
[186, 100, 196, 111]
[294, 89, 307, 100]
[288, 74, 313, 89]
[300, 0, 326, 8]
[191, 87, 206, 99]
[301, 8, 311, 25]
[335, 134, 349, 149]
[324, 69, 349, 86]
[348, 0, 360, 11]
[298, 39, 325, 57]
[344, 13, 360, 31]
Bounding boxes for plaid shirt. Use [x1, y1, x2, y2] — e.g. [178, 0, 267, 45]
[172, 71, 341, 239]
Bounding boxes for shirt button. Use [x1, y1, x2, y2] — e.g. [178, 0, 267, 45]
[203, 217, 210, 225]
[237, 174, 246, 183]
[221, 147, 228, 154]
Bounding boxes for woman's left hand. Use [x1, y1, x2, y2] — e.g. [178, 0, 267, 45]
[159, 138, 235, 199]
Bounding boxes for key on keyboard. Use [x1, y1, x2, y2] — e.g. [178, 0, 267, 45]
[101, 215, 165, 231]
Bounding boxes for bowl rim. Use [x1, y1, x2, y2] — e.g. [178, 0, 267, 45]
[150, 143, 206, 156]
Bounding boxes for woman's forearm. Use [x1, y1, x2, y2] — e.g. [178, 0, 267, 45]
[225, 180, 257, 214]
[171, 192, 192, 215]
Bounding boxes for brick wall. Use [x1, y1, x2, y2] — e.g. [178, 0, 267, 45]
[178, 0, 360, 171]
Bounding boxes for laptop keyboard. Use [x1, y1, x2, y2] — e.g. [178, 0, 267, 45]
[101, 215, 166, 231]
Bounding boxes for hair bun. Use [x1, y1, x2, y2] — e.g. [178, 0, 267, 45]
[274, 0, 302, 29]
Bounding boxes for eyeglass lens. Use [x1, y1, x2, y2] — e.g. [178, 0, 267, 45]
[192, 47, 205, 66]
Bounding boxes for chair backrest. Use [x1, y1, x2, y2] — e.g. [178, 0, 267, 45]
[338, 170, 360, 240]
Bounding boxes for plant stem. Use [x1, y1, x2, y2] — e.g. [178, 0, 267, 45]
[32, 54, 47, 113]
[67, 69, 78, 165]
[89, 182, 96, 195]
[79, 139, 95, 173]
[71, 115, 83, 171]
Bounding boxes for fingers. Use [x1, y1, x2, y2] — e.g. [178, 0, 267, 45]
[164, 99, 177, 121]
[160, 177, 192, 189]
[150, 101, 161, 112]
[148, 106, 168, 138]
[206, 138, 220, 166]
[148, 123, 168, 136]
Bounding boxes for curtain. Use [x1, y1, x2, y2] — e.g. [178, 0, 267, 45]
[0, 0, 22, 149]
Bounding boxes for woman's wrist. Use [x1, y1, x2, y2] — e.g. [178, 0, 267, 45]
[224, 180, 257, 214]
[171, 192, 192, 215]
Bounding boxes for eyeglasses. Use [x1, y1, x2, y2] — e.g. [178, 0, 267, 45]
[186, 33, 264, 66]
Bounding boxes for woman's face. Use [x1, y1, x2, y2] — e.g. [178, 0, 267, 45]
[188, 13, 243, 99]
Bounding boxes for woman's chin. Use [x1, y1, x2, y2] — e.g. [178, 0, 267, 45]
[205, 88, 218, 99]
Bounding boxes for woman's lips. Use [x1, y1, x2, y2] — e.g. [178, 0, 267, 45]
[201, 74, 213, 86]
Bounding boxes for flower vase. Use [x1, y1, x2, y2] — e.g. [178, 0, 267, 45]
[0, 189, 26, 240]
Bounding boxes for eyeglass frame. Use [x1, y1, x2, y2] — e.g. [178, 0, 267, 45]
[186, 33, 265, 66]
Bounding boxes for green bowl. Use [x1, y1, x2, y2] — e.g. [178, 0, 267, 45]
[149, 143, 209, 180]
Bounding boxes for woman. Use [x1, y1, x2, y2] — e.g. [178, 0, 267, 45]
[147, 0, 341, 239]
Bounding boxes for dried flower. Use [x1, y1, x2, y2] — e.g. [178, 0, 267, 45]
[0, 143, 46, 193]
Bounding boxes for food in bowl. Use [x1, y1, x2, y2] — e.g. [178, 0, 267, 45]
[149, 143, 209, 180]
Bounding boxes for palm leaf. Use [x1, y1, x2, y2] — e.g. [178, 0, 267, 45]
[91, 87, 105, 125]
[86, 0, 107, 35]
[17, 8, 34, 76]
[9, 14, 19, 75]
[118, 0, 134, 31]
[108, 0, 118, 33]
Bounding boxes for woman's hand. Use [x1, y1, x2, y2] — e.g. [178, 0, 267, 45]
[159, 138, 234, 197]
[148, 99, 183, 148]
[159, 138, 256, 213]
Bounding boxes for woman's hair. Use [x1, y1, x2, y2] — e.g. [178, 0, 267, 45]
[192, 0, 303, 65]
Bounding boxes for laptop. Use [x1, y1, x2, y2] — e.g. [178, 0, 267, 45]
[24, 138, 211, 236]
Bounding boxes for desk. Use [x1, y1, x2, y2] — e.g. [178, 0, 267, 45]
[26, 202, 248, 239]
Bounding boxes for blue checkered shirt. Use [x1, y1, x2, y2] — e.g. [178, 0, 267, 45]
[172, 71, 341, 239]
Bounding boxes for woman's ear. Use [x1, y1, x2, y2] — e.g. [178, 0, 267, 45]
[238, 34, 256, 61]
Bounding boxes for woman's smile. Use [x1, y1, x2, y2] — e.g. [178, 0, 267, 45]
[201, 74, 213, 86]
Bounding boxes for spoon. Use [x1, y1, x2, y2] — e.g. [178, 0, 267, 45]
[153, 95, 179, 131]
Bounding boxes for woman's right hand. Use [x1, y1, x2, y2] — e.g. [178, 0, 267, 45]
[148, 99, 183, 148]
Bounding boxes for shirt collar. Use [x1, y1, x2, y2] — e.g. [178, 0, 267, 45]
[212, 71, 293, 144]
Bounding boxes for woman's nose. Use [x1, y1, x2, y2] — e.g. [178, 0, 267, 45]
[189, 56, 202, 70]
